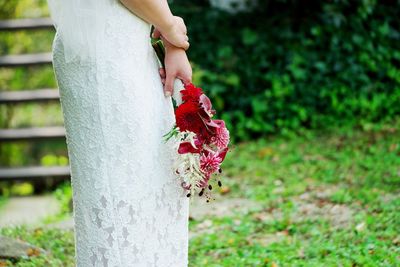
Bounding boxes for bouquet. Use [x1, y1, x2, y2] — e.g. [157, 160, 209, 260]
[152, 35, 230, 202]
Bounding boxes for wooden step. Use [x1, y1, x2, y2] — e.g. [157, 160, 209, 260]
[0, 89, 60, 104]
[0, 166, 70, 180]
[0, 126, 65, 141]
[0, 53, 52, 67]
[0, 18, 54, 31]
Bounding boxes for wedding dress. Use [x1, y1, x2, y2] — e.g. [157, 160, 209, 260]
[49, 1, 189, 266]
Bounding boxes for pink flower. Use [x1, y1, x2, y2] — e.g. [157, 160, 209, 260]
[181, 181, 192, 190]
[199, 94, 216, 118]
[197, 173, 211, 189]
[209, 120, 230, 149]
[200, 151, 222, 176]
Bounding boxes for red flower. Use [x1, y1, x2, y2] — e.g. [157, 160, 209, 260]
[181, 83, 204, 102]
[178, 138, 203, 154]
[216, 146, 229, 162]
[195, 120, 218, 143]
[175, 101, 205, 133]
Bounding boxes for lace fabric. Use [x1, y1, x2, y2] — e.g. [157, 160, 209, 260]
[51, 2, 190, 266]
[47, 0, 111, 63]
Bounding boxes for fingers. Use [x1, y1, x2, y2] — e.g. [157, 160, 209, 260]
[152, 28, 161, 39]
[160, 16, 190, 51]
[164, 32, 190, 50]
[181, 39, 190, 51]
[174, 16, 187, 34]
[176, 66, 192, 85]
[164, 72, 175, 97]
[172, 35, 189, 50]
[159, 67, 166, 78]
[177, 74, 192, 85]
[159, 68, 166, 86]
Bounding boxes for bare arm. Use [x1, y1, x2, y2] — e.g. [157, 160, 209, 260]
[118, 0, 189, 50]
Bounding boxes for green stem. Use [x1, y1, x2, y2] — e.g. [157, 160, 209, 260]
[151, 25, 166, 68]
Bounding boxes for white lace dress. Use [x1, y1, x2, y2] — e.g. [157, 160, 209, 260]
[50, 2, 189, 266]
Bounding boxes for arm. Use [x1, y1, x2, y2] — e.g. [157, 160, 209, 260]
[118, 0, 189, 50]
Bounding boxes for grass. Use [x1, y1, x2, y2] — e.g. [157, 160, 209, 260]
[1, 123, 399, 266]
[0, 226, 75, 267]
[187, 121, 400, 266]
[0, 196, 8, 211]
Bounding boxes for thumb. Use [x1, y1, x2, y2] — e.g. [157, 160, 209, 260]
[164, 73, 175, 97]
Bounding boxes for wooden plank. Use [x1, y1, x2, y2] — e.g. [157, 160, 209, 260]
[0, 166, 70, 180]
[0, 18, 54, 31]
[0, 53, 52, 67]
[0, 126, 65, 141]
[0, 89, 60, 104]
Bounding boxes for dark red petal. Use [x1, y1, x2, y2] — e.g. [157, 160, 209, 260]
[178, 142, 201, 154]
[217, 147, 229, 161]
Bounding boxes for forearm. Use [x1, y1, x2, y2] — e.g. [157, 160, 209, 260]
[119, 0, 175, 32]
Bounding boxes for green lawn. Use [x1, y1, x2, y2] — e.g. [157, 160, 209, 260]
[1, 123, 399, 266]
[189, 123, 400, 267]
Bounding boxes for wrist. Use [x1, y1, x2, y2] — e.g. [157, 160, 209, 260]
[156, 14, 175, 35]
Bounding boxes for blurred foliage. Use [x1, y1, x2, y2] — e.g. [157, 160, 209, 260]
[42, 180, 72, 223]
[0, 0, 65, 178]
[171, 0, 400, 141]
[0, 0, 49, 19]
[0, 180, 34, 196]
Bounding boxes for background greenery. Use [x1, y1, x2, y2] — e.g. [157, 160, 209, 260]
[171, 0, 400, 140]
[1, 1, 399, 143]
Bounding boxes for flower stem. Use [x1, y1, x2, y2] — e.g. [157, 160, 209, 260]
[151, 25, 166, 68]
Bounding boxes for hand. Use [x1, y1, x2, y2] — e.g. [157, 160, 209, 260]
[159, 38, 192, 97]
[152, 16, 189, 50]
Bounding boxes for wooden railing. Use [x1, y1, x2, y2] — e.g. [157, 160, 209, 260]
[0, 18, 71, 181]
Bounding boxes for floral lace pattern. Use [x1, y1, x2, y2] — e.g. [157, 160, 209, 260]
[51, 2, 189, 266]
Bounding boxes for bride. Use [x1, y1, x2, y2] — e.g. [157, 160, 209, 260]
[47, 0, 193, 266]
